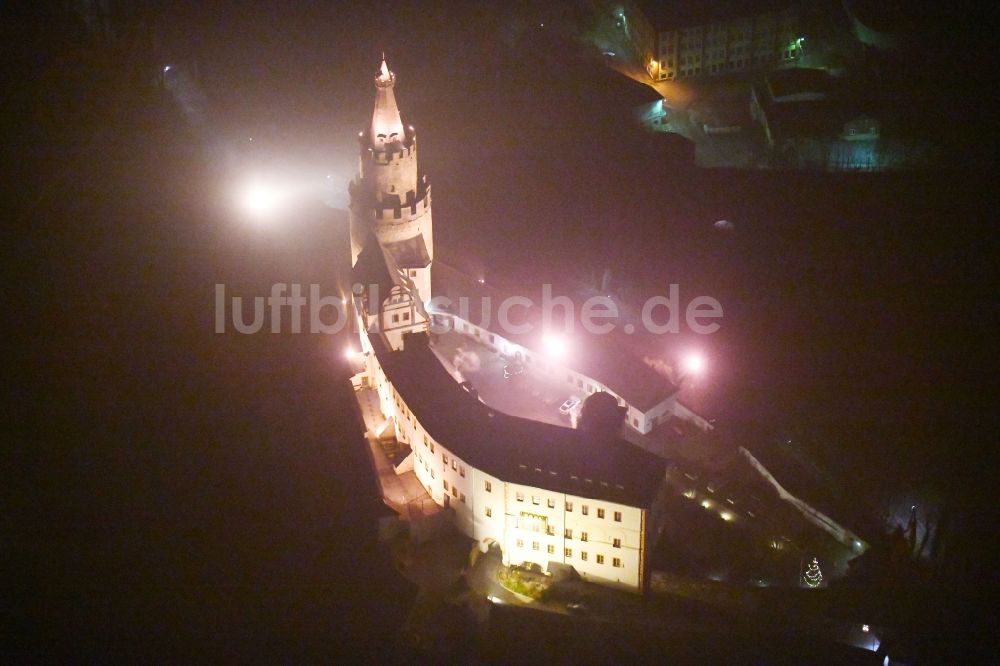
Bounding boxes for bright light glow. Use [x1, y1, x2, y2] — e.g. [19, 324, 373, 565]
[683, 489, 696, 499]
[344, 348, 356, 359]
[700, 499, 713, 510]
[163, 65, 171, 73]
[542, 334, 568, 360]
[239, 179, 284, 218]
[682, 352, 706, 375]
[719, 511, 734, 521]
[862, 624, 870, 632]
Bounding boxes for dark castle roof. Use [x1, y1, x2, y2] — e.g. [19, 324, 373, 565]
[375, 333, 666, 508]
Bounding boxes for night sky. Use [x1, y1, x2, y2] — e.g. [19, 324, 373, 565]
[5, 1, 997, 661]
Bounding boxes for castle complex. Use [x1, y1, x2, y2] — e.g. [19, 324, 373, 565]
[347, 60, 702, 591]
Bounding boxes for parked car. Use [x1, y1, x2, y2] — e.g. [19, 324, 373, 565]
[558, 396, 581, 416]
[503, 363, 525, 379]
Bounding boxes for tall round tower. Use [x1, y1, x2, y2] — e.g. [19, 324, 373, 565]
[349, 59, 434, 307]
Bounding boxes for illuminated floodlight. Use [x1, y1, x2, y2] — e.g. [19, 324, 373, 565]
[862, 624, 870, 633]
[239, 179, 284, 218]
[344, 348, 356, 359]
[163, 65, 171, 73]
[682, 352, 706, 375]
[542, 334, 568, 360]
[700, 499, 713, 510]
[683, 489, 696, 499]
[719, 511, 734, 522]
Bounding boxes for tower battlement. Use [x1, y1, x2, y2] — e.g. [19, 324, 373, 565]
[371, 184, 431, 222]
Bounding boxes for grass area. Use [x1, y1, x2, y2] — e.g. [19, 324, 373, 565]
[497, 566, 547, 600]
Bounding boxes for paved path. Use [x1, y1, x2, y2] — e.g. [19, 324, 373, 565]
[354, 383, 439, 521]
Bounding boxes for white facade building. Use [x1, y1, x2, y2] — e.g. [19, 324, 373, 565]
[346, 61, 677, 592]
[364, 333, 666, 592]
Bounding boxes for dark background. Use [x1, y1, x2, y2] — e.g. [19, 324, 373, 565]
[4, 1, 997, 661]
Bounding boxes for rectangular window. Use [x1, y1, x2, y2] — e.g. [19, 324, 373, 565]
[402, 311, 409, 321]
[581, 552, 588, 562]
[532, 495, 540, 505]
[565, 548, 572, 558]
[532, 541, 539, 551]
[443, 480, 449, 491]
[485, 480, 492, 492]
[452, 487, 458, 497]
[517, 539, 524, 548]
[430, 469, 435, 479]
[614, 511, 622, 522]
[392, 313, 399, 323]
[460, 493, 466, 504]
[581, 505, 589, 516]
[547, 498, 555, 509]
[613, 538, 621, 548]
[597, 554, 604, 564]
[581, 532, 588, 542]
[459, 466, 465, 477]
[547, 544, 555, 554]
[565, 528, 573, 539]
[613, 557, 622, 568]
[565, 502, 573, 512]
[430, 442, 435, 453]
[452, 460, 457, 471]
[485, 507, 492, 517]
[442, 454, 448, 465]
[423, 435, 429, 447]
[545, 525, 555, 536]
[516, 492, 524, 502]
[597, 508, 605, 519]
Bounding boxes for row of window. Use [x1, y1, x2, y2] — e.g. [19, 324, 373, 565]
[514, 539, 624, 568]
[563, 529, 623, 548]
[507, 492, 624, 522]
[441, 453, 466, 477]
[442, 479, 467, 503]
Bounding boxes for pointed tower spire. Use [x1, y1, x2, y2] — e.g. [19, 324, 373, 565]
[371, 58, 405, 147]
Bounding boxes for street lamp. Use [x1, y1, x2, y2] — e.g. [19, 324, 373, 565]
[681, 352, 706, 376]
[238, 178, 285, 219]
[542, 334, 568, 361]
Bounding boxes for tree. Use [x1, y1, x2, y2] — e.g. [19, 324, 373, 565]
[803, 557, 823, 588]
